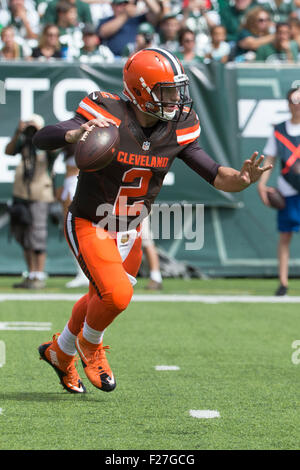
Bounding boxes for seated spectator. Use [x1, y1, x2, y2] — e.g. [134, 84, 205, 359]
[6, 0, 40, 40]
[256, 21, 299, 62]
[157, 12, 181, 53]
[255, 0, 297, 24]
[175, 28, 204, 63]
[78, 23, 114, 62]
[0, 25, 27, 59]
[122, 21, 157, 57]
[219, 0, 255, 43]
[56, 1, 83, 59]
[42, 0, 92, 25]
[182, 0, 221, 56]
[29, 24, 63, 60]
[97, 0, 162, 58]
[235, 6, 274, 59]
[204, 24, 230, 62]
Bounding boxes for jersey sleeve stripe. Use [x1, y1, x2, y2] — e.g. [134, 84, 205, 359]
[177, 126, 201, 145]
[77, 97, 121, 126]
[176, 122, 200, 137]
[76, 107, 97, 121]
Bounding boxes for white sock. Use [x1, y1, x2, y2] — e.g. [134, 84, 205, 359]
[35, 271, 46, 281]
[150, 270, 162, 283]
[28, 271, 36, 280]
[82, 320, 105, 345]
[57, 324, 77, 356]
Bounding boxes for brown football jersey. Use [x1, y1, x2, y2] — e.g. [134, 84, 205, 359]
[33, 91, 220, 231]
[69, 91, 202, 231]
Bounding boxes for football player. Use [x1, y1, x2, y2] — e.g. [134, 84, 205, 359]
[34, 47, 272, 393]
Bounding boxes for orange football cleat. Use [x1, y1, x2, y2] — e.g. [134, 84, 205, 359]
[38, 334, 86, 394]
[75, 330, 116, 392]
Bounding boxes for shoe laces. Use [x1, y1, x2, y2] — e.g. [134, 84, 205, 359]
[90, 345, 111, 373]
[66, 356, 81, 383]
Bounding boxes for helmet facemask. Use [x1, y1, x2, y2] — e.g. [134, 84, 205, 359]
[144, 76, 193, 122]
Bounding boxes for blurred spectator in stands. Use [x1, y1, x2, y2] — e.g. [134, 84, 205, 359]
[29, 23, 63, 60]
[157, 12, 181, 52]
[56, 1, 83, 59]
[0, 24, 28, 59]
[0, 0, 10, 28]
[289, 16, 300, 50]
[97, 0, 162, 58]
[161, 0, 180, 15]
[182, 0, 221, 56]
[5, 0, 40, 40]
[175, 27, 204, 62]
[204, 24, 230, 62]
[78, 23, 114, 62]
[81, 0, 113, 27]
[5, 115, 59, 289]
[122, 21, 157, 57]
[255, 21, 298, 62]
[219, 0, 255, 44]
[255, 0, 297, 24]
[34, 0, 53, 19]
[234, 6, 274, 60]
[296, 0, 300, 19]
[42, 0, 92, 25]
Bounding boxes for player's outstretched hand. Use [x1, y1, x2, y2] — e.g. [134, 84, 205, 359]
[239, 152, 273, 186]
[65, 117, 117, 144]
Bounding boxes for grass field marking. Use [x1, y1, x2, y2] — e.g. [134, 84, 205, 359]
[0, 340, 5, 367]
[155, 365, 180, 371]
[134, 295, 300, 303]
[291, 340, 300, 365]
[189, 410, 220, 419]
[0, 321, 52, 331]
[2, 293, 300, 303]
[0, 293, 82, 302]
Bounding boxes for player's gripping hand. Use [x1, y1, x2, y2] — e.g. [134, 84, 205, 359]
[238, 152, 273, 187]
[65, 117, 117, 144]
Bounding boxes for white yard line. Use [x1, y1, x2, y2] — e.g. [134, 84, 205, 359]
[0, 321, 52, 331]
[189, 410, 220, 419]
[155, 365, 180, 371]
[1, 293, 300, 303]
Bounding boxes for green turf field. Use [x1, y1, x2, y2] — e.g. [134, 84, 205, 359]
[0, 277, 299, 450]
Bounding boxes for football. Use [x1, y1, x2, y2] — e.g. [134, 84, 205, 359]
[75, 124, 120, 172]
[267, 188, 286, 210]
